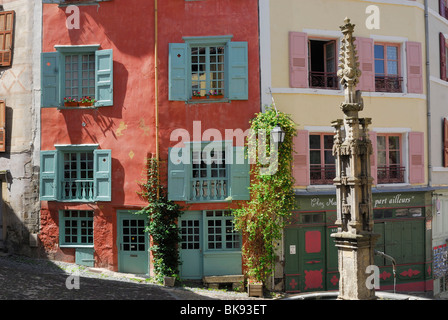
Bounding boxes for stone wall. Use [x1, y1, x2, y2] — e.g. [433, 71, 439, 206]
[0, 0, 41, 256]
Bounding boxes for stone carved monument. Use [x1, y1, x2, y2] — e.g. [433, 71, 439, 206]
[331, 18, 380, 300]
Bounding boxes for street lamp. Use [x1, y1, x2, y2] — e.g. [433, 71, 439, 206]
[271, 124, 285, 144]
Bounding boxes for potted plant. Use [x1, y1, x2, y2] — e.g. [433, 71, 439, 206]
[208, 90, 224, 99]
[247, 279, 264, 297]
[191, 91, 205, 100]
[79, 96, 96, 107]
[64, 97, 78, 107]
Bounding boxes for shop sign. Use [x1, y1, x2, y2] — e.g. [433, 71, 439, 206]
[295, 192, 426, 211]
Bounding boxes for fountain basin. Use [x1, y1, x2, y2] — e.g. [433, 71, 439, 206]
[282, 291, 430, 300]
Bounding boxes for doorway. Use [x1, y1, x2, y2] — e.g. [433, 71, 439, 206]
[117, 211, 149, 274]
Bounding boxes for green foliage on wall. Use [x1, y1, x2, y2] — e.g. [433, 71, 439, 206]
[233, 107, 296, 283]
[135, 158, 183, 283]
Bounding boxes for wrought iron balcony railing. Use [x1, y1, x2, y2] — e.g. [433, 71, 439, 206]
[309, 71, 338, 89]
[191, 178, 228, 201]
[375, 76, 403, 93]
[310, 166, 336, 185]
[377, 166, 405, 184]
[61, 180, 94, 201]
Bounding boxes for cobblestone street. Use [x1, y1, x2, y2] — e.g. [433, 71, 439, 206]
[0, 254, 271, 300]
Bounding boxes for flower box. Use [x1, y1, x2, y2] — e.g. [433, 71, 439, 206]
[64, 102, 78, 107]
[79, 102, 94, 107]
[247, 282, 263, 297]
[209, 94, 224, 99]
[191, 96, 206, 100]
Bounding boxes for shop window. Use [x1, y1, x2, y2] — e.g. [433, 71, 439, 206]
[301, 213, 324, 224]
[169, 36, 248, 101]
[377, 134, 404, 184]
[59, 210, 94, 246]
[374, 43, 402, 92]
[308, 39, 338, 89]
[309, 133, 335, 185]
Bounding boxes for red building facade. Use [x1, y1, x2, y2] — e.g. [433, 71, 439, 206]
[40, 0, 260, 278]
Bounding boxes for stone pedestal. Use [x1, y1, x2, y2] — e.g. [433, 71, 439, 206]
[332, 232, 380, 300]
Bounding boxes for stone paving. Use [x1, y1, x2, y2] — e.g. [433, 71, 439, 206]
[0, 254, 272, 300]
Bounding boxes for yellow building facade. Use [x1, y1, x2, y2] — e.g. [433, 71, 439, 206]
[260, 0, 434, 295]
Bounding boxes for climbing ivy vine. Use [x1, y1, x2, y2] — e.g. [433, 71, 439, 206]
[135, 158, 183, 283]
[233, 107, 296, 283]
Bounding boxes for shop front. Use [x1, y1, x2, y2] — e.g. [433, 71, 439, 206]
[284, 190, 433, 294]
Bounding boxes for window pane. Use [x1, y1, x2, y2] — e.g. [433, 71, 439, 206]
[377, 136, 386, 150]
[323, 135, 333, 149]
[378, 151, 386, 166]
[374, 45, 384, 59]
[389, 151, 400, 165]
[388, 136, 400, 150]
[386, 46, 398, 60]
[375, 60, 384, 74]
[309, 135, 320, 149]
[387, 61, 398, 75]
[310, 150, 321, 165]
[324, 150, 334, 164]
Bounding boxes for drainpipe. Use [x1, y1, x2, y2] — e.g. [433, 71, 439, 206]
[154, 0, 160, 199]
[424, 0, 432, 187]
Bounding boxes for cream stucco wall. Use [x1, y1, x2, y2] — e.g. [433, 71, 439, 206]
[260, 0, 428, 186]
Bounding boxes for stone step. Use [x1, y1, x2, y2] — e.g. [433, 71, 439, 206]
[202, 275, 245, 291]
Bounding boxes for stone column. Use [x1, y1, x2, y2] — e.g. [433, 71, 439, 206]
[330, 18, 380, 300]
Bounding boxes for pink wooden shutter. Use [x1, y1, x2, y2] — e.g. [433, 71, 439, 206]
[409, 132, 425, 184]
[289, 32, 309, 88]
[444, 118, 448, 167]
[440, 33, 447, 81]
[368, 131, 377, 185]
[0, 100, 5, 152]
[406, 41, 423, 94]
[440, 0, 447, 18]
[293, 130, 309, 186]
[355, 37, 375, 92]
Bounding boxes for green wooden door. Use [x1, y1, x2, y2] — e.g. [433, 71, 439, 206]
[179, 211, 203, 279]
[117, 211, 149, 274]
[285, 224, 326, 292]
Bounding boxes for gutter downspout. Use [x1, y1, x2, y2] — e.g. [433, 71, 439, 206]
[155, 0, 160, 199]
[424, 0, 432, 187]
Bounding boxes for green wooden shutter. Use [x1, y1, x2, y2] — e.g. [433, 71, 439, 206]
[93, 149, 111, 201]
[168, 43, 189, 101]
[41, 52, 60, 108]
[95, 49, 113, 107]
[40, 150, 58, 200]
[75, 248, 95, 267]
[227, 41, 248, 100]
[229, 146, 250, 200]
[168, 147, 190, 201]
